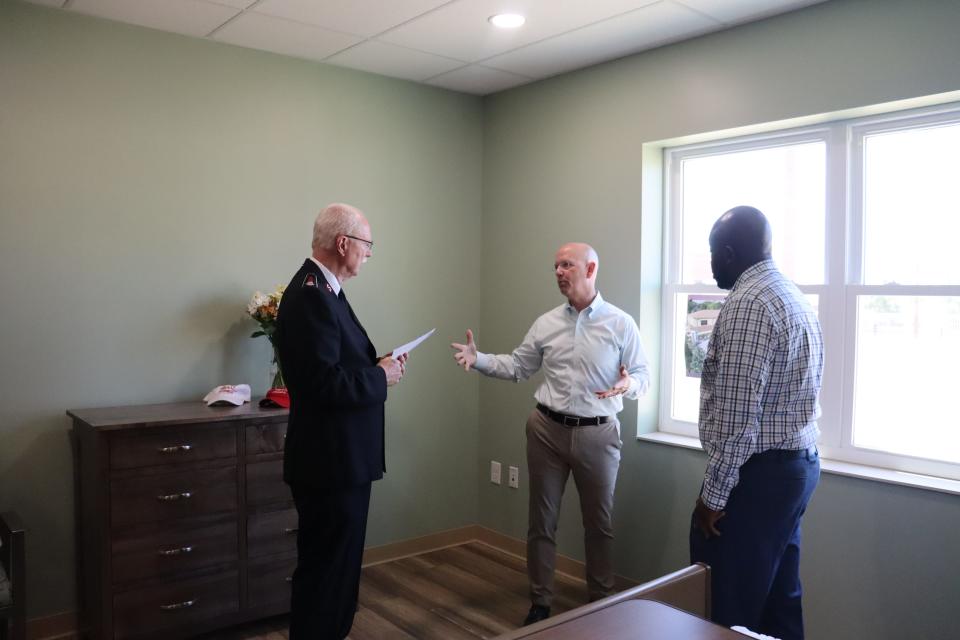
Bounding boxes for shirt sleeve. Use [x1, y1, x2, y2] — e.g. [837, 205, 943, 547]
[621, 317, 650, 400]
[473, 321, 543, 382]
[700, 298, 777, 510]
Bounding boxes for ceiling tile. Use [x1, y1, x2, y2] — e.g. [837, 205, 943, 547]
[211, 12, 363, 62]
[426, 64, 532, 95]
[379, 0, 661, 63]
[485, 1, 719, 79]
[68, 0, 239, 38]
[674, 0, 828, 26]
[326, 41, 466, 82]
[251, 0, 452, 38]
[22, 0, 67, 7]
[212, 0, 259, 9]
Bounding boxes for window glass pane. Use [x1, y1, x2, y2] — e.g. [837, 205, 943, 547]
[862, 123, 960, 285]
[680, 142, 826, 286]
[672, 292, 820, 426]
[671, 293, 723, 424]
[853, 295, 960, 463]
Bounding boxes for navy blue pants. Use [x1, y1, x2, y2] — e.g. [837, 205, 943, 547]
[690, 448, 820, 640]
[289, 482, 371, 640]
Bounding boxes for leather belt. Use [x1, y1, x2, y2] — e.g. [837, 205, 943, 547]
[757, 446, 819, 460]
[536, 403, 610, 427]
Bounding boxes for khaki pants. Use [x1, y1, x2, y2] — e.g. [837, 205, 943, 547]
[525, 407, 622, 607]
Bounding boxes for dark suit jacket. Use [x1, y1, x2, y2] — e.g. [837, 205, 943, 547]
[276, 260, 387, 489]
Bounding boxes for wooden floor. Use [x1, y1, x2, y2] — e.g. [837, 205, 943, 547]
[194, 541, 591, 639]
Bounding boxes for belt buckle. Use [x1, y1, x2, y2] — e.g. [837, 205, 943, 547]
[563, 415, 579, 427]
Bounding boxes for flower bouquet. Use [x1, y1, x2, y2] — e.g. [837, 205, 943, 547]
[247, 285, 286, 389]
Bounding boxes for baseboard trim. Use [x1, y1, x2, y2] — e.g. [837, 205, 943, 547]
[29, 525, 597, 639]
[361, 524, 588, 582]
[361, 524, 486, 566]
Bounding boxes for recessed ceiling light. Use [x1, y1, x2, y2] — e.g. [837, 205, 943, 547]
[489, 14, 525, 29]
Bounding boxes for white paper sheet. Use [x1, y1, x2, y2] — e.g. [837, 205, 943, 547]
[389, 328, 436, 357]
[731, 627, 780, 639]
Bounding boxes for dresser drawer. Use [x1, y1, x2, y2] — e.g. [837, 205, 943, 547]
[248, 556, 296, 611]
[245, 422, 287, 456]
[110, 425, 237, 469]
[112, 571, 239, 639]
[246, 460, 291, 506]
[248, 507, 298, 558]
[112, 520, 238, 585]
[111, 467, 238, 527]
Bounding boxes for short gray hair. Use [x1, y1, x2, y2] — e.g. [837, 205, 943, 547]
[312, 203, 365, 252]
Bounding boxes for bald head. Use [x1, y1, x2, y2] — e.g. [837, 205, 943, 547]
[312, 203, 367, 253]
[709, 206, 772, 289]
[555, 242, 599, 310]
[312, 202, 373, 282]
[560, 243, 599, 268]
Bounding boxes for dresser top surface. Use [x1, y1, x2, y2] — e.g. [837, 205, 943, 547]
[67, 400, 287, 430]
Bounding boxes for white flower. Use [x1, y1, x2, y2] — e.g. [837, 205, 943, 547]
[247, 291, 268, 315]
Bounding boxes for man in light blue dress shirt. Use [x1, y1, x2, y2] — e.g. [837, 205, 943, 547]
[451, 242, 650, 626]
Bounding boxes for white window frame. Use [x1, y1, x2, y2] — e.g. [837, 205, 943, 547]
[659, 102, 960, 482]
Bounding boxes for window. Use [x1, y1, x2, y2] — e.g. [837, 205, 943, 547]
[660, 103, 960, 481]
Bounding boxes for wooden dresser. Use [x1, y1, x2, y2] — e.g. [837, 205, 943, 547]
[68, 402, 295, 640]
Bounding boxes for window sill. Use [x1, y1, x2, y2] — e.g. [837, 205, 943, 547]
[637, 432, 960, 497]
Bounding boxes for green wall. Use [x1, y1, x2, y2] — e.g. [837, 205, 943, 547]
[0, 0, 481, 618]
[479, 1, 960, 639]
[3, 0, 960, 637]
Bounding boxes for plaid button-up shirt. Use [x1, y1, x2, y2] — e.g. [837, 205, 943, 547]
[699, 260, 823, 510]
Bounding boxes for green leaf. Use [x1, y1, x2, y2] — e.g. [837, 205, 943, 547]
[251, 331, 266, 338]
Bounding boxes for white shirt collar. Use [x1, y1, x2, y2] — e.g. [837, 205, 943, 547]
[566, 291, 605, 315]
[308, 256, 341, 296]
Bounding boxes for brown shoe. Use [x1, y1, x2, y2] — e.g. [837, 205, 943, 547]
[523, 605, 550, 626]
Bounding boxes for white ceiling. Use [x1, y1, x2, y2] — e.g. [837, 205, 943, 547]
[27, 0, 829, 95]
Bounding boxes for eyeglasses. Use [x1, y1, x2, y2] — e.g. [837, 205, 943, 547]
[343, 234, 374, 251]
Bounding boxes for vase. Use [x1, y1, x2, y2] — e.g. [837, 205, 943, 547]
[269, 348, 285, 390]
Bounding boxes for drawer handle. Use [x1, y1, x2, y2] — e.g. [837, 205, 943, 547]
[284, 527, 298, 535]
[156, 491, 193, 502]
[157, 545, 194, 556]
[285, 576, 293, 582]
[159, 599, 197, 611]
[158, 444, 193, 454]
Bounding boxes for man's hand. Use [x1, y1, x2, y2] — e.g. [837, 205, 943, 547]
[693, 497, 725, 538]
[594, 365, 631, 399]
[377, 352, 407, 386]
[450, 329, 478, 371]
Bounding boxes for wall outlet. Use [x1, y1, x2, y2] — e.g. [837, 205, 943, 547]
[508, 465, 519, 489]
[490, 460, 502, 485]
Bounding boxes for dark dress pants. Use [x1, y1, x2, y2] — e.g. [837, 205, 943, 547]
[289, 482, 372, 640]
[690, 447, 820, 640]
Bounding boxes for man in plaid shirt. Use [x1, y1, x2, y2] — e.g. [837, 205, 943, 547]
[690, 206, 823, 640]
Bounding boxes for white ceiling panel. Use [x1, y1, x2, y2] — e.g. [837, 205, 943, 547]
[34, 0, 833, 95]
[68, 0, 239, 38]
[212, 12, 363, 62]
[251, 0, 453, 38]
[486, 1, 719, 79]
[675, 0, 828, 26]
[427, 64, 531, 95]
[379, 0, 661, 63]
[23, 0, 67, 8]
[326, 41, 466, 82]
[213, 0, 259, 9]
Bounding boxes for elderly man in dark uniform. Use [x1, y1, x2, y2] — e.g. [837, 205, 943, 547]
[276, 202, 405, 640]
